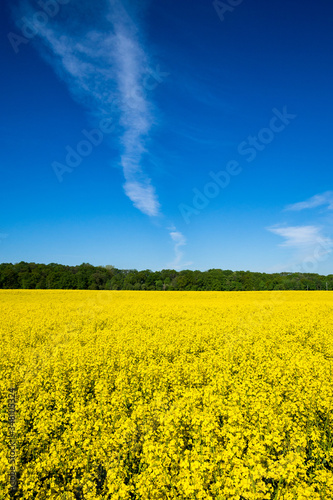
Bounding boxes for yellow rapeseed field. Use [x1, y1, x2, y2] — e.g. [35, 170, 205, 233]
[1, 290, 333, 499]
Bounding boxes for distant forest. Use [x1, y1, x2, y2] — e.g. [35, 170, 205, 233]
[0, 262, 332, 291]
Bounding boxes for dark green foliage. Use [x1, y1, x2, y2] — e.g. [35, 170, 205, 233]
[0, 262, 332, 291]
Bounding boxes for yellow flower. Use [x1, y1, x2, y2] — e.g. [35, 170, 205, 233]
[1, 290, 333, 498]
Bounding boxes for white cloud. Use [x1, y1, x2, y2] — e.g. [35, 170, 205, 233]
[267, 225, 333, 272]
[18, 0, 160, 217]
[267, 225, 329, 248]
[124, 181, 160, 217]
[170, 230, 186, 247]
[168, 229, 192, 270]
[15, 1, 191, 267]
[285, 191, 333, 212]
[268, 191, 333, 273]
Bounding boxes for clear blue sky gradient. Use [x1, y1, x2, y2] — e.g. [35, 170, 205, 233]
[1, 0, 333, 273]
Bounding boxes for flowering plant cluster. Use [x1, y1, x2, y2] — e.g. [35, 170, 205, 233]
[1, 290, 333, 499]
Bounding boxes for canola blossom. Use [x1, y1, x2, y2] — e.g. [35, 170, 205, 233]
[1, 290, 333, 499]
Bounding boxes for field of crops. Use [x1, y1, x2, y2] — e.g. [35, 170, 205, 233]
[1, 290, 333, 499]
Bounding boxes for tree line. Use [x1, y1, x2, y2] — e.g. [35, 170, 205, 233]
[0, 262, 332, 291]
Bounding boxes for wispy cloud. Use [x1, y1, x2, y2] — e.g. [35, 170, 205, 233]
[16, 0, 160, 216]
[267, 191, 333, 273]
[168, 228, 192, 270]
[267, 224, 332, 248]
[285, 191, 333, 212]
[14, 0, 191, 266]
[169, 230, 186, 269]
[267, 224, 333, 270]
[124, 182, 159, 217]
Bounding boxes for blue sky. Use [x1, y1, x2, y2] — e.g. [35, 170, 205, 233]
[1, 0, 333, 273]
